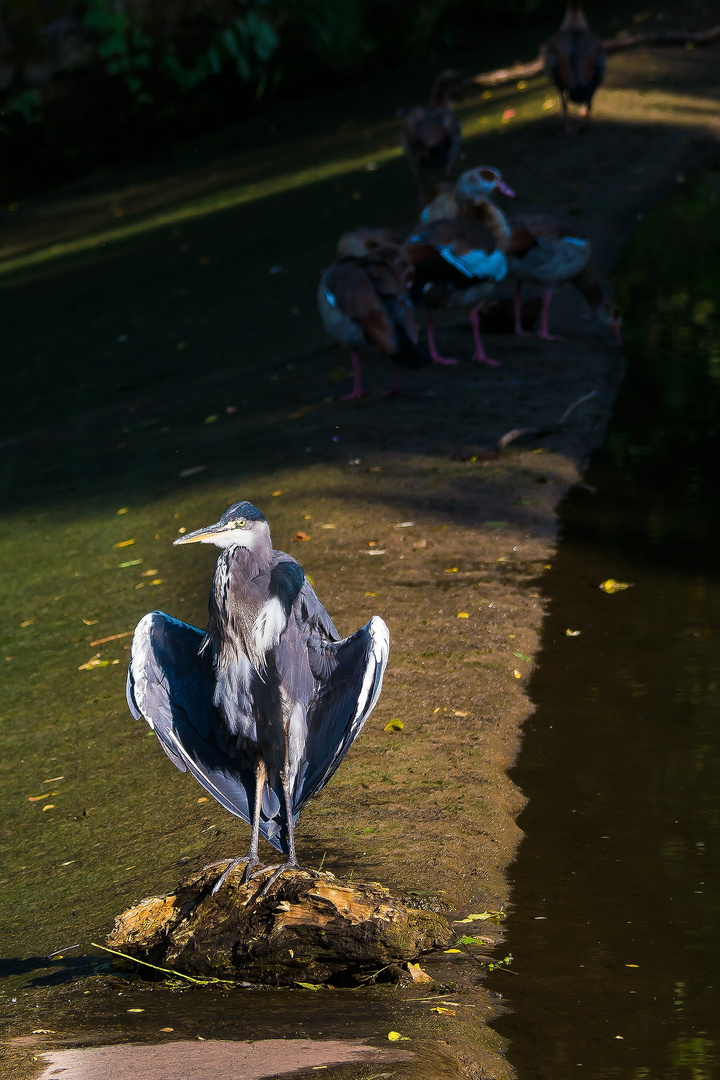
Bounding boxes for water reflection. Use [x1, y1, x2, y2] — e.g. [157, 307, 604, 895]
[492, 169, 720, 1080]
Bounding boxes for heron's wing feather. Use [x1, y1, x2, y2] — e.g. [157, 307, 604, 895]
[293, 615, 389, 814]
[296, 579, 341, 642]
[127, 611, 287, 852]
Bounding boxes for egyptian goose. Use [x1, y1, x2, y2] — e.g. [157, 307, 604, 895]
[401, 71, 467, 207]
[318, 229, 429, 399]
[507, 213, 621, 343]
[405, 166, 515, 365]
[544, 2, 605, 134]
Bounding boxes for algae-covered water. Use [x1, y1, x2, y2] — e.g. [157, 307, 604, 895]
[493, 169, 720, 1079]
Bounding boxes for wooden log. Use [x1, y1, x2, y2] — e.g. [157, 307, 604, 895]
[471, 25, 720, 89]
[107, 863, 453, 986]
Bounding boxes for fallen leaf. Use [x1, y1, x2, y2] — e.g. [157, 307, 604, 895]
[625, 963, 639, 968]
[295, 982, 326, 990]
[117, 508, 128, 515]
[140, 569, 159, 577]
[118, 559, 142, 568]
[384, 719, 404, 732]
[443, 948, 462, 953]
[365, 591, 376, 597]
[513, 669, 522, 679]
[566, 629, 581, 637]
[542, 98, 555, 110]
[306, 575, 315, 586]
[151, 579, 163, 586]
[454, 911, 504, 924]
[272, 490, 284, 496]
[127, 1008, 144, 1013]
[114, 539, 135, 549]
[516, 80, 527, 89]
[197, 796, 209, 803]
[321, 523, 336, 529]
[445, 567, 459, 573]
[42, 804, 55, 811]
[90, 631, 132, 646]
[600, 579, 632, 593]
[179, 466, 206, 478]
[292, 531, 311, 542]
[20, 619, 34, 628]
[160, 1027, 174, 1032]
[364, 550, 387, 556]
[407, 963, 432, 984]
[367, 540, 379, 547]
[30, 1029, 56, 1035]
[394, 522, 415, 528]
[512, 651, 531, 662]
[453, 710, 469, 717]
[457, 612, 469, 619]
[78, 654, 110, 670]
[82, 618, 98, 625]
[413, 538, 427, 549]
[456, 935, 492, 946]
[431, 1007, 457, 1015]
[28, 793, 50, 802]
[388, 1031, 410, 1041]
[433, 707, 440, 714]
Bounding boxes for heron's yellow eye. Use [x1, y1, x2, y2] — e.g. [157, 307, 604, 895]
[235, 519, 247, 527]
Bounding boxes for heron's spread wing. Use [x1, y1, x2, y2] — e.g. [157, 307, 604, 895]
[293, 615, 389, 814]
[127, 611, 286, 853]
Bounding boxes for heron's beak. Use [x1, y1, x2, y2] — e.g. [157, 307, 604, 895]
[496, 179, 516, 198]
[173, 522, 225, 545]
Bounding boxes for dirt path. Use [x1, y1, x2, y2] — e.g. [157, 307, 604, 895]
[1, 39, 720, 1080]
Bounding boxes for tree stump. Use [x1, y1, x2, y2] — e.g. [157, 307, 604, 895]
[107, 862, 452, 986]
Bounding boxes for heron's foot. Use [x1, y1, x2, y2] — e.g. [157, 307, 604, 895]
[208, 855, 262, 896]
[255, 859, 326, 898]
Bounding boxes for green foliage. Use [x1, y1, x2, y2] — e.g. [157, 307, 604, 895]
[0, 89, 42, 124]
[81, 0, 154, 102]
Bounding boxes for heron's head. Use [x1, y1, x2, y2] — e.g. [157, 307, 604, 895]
[173, 501, 270, 550]
[455, 166, 516, 201]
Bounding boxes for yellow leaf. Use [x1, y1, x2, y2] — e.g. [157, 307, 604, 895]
[306, 575, 315, 586]
[82, 618, 98, 625]
[444, 567, 459, 573]
[625, 963, 639, 968]
[454, 911, 504, 923]
[453, 710, 469, 717]
[20, 619, 34, 628]
[566, 629, 581, 637]
[431, 1007, 456, 1015]
[443, 948, 462, 953]
[516, 80, 527, 89]
[407, 963, 433, 984]
[78, 655, 110, 671]
[197, 797, 209, 803]
[365, 592, 376, 597]
[272, 490, 284, 496]
[600, 579, 632, 593]
[388, 1031, 409, 1041]
[117, 508, 128, 515]
[542, 98, 555, 110]
[160, 1027, 174, 1032]
[114, 539, 135, 548]
[127, 1008, 144, 1013]
[42, 804, 55, 811]
[140, 569, 159, 577]
[433, 707, 440, 714]
[28, 793, 50, 802]
[384, 719, 404, 731]
[457, 612, 469, 619]
[513, 669, 522, 678]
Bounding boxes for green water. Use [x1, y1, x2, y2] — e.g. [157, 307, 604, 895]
[492, 170, 720, 1079]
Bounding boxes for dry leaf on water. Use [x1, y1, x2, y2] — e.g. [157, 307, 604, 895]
[599, 579, 632, 593]
[114, 539, 135, 549]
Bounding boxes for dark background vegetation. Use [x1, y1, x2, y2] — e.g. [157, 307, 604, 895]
[0, 1, 701, 199]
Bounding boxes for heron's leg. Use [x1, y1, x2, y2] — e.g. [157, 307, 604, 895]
[514, 285, 532, 337]
[210, 759, 267, 895]
[469, 305, 500, 366]
[341, 351, 366, 400]
[426, 310, 458, 366]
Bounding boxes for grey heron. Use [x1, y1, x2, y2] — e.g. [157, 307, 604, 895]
[127, 501, 389, 892]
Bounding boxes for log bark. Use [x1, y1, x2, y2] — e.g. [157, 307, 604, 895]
[107, 863, 452, 986]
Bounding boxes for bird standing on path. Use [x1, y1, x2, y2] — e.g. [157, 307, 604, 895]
[127, 501, 390, 894]
[544, 2, 605, 134]
[318, 230, 429, 399]
[401, 70, 468, 207]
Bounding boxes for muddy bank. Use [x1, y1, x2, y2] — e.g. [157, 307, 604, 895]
[1, 35, 720, 1080]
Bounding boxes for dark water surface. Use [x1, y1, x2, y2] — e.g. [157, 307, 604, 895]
[492, 173, 720, 1078]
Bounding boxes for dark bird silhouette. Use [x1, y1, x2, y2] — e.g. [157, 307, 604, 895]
[544, 2, 605, 134]
[127, 501, 390, 893]
[318, 229, 429, 398]
[507, 213, 622, 343]
[405, 166, 515, 366]
[401, 70, 468, 207]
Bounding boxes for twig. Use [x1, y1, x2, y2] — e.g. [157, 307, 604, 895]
[46, 944, 80, 960]
[471, 25, 720, 89]
[496, 389, 598, 451]
[90, 942, 237, 985]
